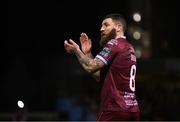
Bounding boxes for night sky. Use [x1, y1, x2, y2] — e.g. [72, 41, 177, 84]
[5, 0, 180, 113]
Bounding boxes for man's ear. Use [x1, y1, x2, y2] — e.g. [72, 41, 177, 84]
[116, 23, 123, 32]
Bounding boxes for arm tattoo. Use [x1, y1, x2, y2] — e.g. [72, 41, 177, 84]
[95, 61, 99, 67]
[81, 57, 90, 65]
[74, 49, 90, 65]
[73, 49, 103, 74]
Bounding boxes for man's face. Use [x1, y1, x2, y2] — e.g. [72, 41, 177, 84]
[100, 18, 117, 46]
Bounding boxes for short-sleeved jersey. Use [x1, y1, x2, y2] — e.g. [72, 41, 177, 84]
[95, 37, 139, 112]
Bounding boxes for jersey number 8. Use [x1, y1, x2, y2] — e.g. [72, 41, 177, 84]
[129, 65, 136, 92]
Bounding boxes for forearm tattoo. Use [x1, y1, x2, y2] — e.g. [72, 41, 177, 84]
[95, 61, 99, 67]
[73, 49, 101, 73]
[74, 49, 90, 65]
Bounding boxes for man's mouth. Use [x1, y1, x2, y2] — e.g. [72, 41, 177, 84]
[101, 33, 105, 37]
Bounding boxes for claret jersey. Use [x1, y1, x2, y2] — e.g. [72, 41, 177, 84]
[95, 37, 139, 112]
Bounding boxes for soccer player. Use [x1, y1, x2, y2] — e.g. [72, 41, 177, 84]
[64, 13, 140, 121]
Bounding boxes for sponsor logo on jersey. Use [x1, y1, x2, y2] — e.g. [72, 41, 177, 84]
[100, 47, 111, 57]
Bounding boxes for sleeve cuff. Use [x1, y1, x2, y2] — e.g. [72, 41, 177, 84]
[95, 55, 108, 65]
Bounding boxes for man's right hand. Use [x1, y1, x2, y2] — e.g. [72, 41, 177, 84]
[64, 39, 80, 54]
[80, 33, 92, 55]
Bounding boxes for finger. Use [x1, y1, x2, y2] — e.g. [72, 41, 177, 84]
[80, 33, 86, 42]
[89, 39, 92, 44]
[64, 40, 68, 44]
[64, 40, 69, 46]
[69, 39, 74, 43]
[64, 40, 73, 47]
[81, 33, 88, 39]
[81, 32, 85, 36]
[64, 40, 68, 46]
[80, 36, 84, 42]
[69, 39, 78, 46]
[80, 33, 87, 38]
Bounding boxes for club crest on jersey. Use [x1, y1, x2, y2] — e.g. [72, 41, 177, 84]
[100, 47, 111, 57]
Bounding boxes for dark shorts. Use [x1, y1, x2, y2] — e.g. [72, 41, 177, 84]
[96, 111, 140, 121]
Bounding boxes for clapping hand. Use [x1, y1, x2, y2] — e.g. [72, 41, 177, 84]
[80, 33, 92, 55]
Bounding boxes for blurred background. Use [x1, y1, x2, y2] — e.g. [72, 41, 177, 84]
[5, 0, 180, 121]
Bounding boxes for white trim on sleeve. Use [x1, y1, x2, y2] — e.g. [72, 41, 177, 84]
[95, 55, 108, 65]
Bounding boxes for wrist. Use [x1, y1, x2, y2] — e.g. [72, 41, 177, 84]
[86, 52, 93, 58]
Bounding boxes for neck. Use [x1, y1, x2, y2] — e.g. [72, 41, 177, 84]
[115, 32, 125, 39]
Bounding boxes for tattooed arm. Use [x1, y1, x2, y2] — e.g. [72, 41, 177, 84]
[64, 39, 104, 81]
[74, 49, 104, 72]
[79, 33, 101, 82]
[81, 53, 101, 82]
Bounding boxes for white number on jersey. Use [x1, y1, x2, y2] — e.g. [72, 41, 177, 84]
[129, 65, 136, 92]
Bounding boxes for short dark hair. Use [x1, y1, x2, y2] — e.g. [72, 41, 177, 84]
[103, 13, 127, 32]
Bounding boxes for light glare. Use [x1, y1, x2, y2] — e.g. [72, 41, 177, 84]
[133, 13, 141, 22]
[17, 100, 24, 108]
[133, 31, 141, 40]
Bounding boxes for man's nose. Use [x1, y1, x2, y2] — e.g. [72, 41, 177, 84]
[100, 27, 104, 31]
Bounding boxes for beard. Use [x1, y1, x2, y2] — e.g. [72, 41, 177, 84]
[100, 29, 116, 46]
